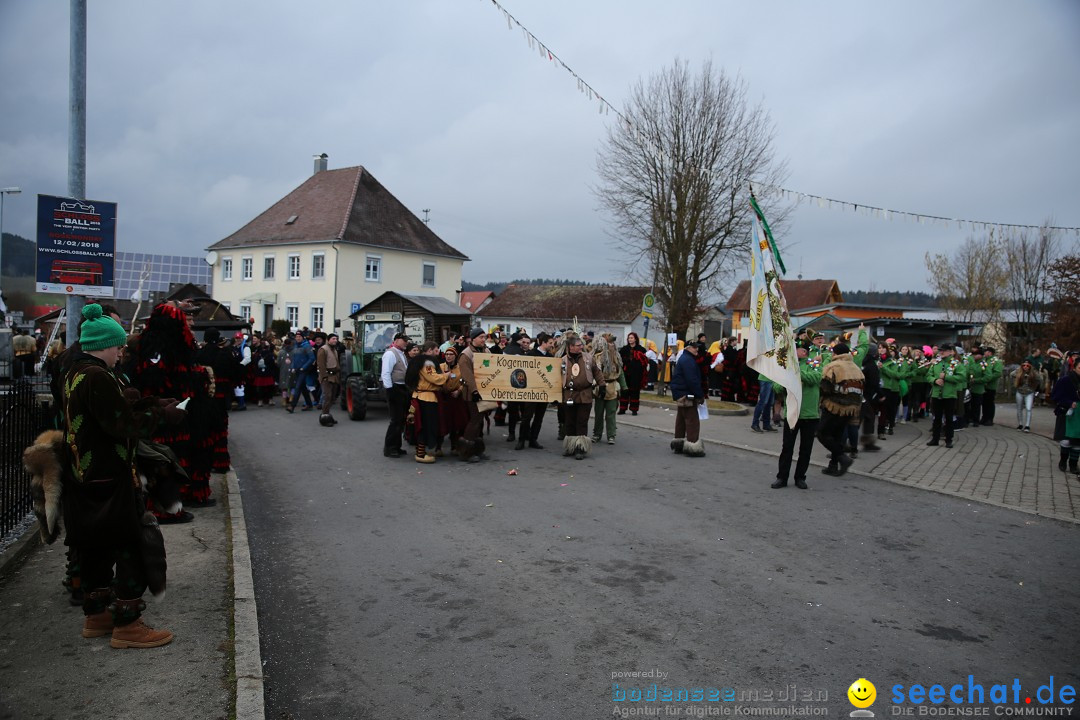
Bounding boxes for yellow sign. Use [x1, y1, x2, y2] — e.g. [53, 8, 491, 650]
[641, 311, 653, 319]
[474, 354, 564, 403]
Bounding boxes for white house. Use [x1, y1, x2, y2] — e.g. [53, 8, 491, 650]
[207, 157, 469, 334]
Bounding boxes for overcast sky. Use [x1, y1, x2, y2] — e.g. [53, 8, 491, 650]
[2, 1, 1077, 298]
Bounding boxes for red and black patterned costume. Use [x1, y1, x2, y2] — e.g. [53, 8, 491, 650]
[130, 303, 214, 512]
[618, 334, 649, 415]
[247, 341, 278, 404]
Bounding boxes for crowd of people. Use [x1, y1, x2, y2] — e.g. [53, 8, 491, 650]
[380, 328, 658, 463]
[25, 302, 1079, 652]
[762, 328, 1080, 490]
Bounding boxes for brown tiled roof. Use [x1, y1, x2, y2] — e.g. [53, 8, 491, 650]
[479, 285, 649, 323]
[725, 279, 842, 312]
[459, 291, 493, 312]
[208, 166, 468, 260]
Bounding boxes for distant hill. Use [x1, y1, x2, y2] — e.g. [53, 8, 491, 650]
[843, 289, 940, 308]
[1, 232, 37, 277]
[462, 278, 607, 296]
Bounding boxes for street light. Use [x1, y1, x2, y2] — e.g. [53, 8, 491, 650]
[0, 187, 22, 287]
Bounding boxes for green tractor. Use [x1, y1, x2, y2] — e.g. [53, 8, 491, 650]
[340, 312, 406, 421]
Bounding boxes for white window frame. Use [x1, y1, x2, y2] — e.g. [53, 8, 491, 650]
[422, 261, 436, 288]
[288, 253, 301, 280]
[312, 252, 326, 280]
[263, 254, 275, 280]
[365, 254, 381, 283]
[241, 256, 253, 281]
[310, 304, 325, 331]
[239, 303, 252, 322]
[285, 304, 299, 329]
[222, 257, 233, 281]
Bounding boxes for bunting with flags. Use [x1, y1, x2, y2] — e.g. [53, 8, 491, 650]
[746, 195, 801, 428]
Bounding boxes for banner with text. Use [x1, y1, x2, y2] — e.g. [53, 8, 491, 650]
[36, 194, 117, 297]
[474, 354, 563, 403]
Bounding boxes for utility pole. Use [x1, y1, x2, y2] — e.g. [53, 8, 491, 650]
[422, 209, 430, 225]
[67, 0, 87, 332]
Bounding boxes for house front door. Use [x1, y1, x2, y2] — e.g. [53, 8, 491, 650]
[263, 304, 274, 333]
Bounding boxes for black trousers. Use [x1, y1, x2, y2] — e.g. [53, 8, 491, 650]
[778, 418, 818, 482]
[878, 389, 900, 433]
[518, 402, 546, 441]
[383, 384, 410, 451]
[981, 389, 996, 424]
[816, 408, 849, 464]
[931, 396, 956, 442]
[966, 391, 983, 426]
[564, 401, 592, 437]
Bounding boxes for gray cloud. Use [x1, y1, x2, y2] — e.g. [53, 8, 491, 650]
[1, 0, 1077, 298]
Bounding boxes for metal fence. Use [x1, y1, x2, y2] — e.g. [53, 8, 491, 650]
[0, 377, 53, 542]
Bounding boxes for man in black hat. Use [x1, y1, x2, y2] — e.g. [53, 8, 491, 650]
[501, 332, 530, 443]
[381, 332, 411, 457]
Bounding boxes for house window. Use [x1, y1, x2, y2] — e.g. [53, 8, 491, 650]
[422, 261, 436, 288]
[264, 255, 275, 280]
[222, 258, 233, 281]
[241, 256, 253, 281]
[220, 302, 231, 311]
[239, 303, 252, 322]
[288, 254, 300, 280]
[312, 252, 325, 280]
[311, 304, 324, 330]
[286, 304, 299, 328]
[365, 255, 381, 282]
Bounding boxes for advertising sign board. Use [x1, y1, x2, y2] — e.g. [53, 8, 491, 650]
[36, 194, 117, 297]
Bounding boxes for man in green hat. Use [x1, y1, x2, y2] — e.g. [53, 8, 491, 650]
[63, 304, 187, 648]
[925, 344, 966, 448]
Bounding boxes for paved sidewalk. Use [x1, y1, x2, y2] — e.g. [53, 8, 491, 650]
[627, 396, 1079, 524]
[0, 474, 237, 720]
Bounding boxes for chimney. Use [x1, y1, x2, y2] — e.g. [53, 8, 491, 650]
[313, 153, 328, 174]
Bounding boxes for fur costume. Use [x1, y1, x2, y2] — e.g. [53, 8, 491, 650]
[23, 430, 65, 544]
[670, 439, 685, 454]
[820, 353, 865, 418]
[682, 439, 706, 457]
[563, 434, 592, 457]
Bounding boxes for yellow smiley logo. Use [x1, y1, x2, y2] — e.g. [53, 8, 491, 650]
[848, 678, 876, 708]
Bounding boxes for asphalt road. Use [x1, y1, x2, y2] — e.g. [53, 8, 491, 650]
[231, 405, 1080, 719]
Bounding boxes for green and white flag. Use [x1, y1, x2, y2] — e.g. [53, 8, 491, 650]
[746, 196, 801, 428]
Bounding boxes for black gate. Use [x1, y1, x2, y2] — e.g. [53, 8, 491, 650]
[0, 380, 50, 541]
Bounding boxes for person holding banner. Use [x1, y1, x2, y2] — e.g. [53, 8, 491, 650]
[516, 332, 555, 450]
[561, 335, 605, 460]
[772, 342, 822, 489]
[669, 340, 706, 457]
[457, 328, 492, 463]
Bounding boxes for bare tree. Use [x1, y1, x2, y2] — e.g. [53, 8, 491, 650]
[924, 234, 1007, 330]
[1003, 221, 1062, 354]
[595, 59, 787, 338]
[1045, 251, 1080, 351]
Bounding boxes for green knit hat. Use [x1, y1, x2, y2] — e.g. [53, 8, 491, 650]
[79, 304, 127, 351]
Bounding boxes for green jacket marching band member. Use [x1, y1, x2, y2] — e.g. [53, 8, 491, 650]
[965, 347, 988, 427]
[980, 347, 1003, 425]
[878, 345, 903, 439]
[925, 344, 966, 448]
[773, 342, 824, 489]
[561, 334, 605, 460]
